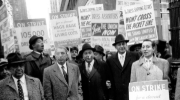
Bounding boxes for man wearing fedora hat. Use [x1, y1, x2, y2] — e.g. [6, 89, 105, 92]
[0, 58, 10, 80]
[79, 43, 112, 100]
[106, 34, 139, 100]
[0, 53, 44, 100]
[94, 45, 105, 62]
[25, 35, 52, 82]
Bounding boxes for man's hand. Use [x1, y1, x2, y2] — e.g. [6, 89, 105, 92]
[106, 80, 111, 89]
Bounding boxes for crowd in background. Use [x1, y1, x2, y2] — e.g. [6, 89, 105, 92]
[0, 34, 174, 100]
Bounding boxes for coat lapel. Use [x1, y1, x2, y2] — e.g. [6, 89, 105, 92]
[89, 60, 98, 79]
[53, 63, 68, 86]
[113, 53, 123, 70]
[67, 62, 74, 88]
[7, 76, 18, 92]
[26, 75, 34, 100]
[122, 51, 131, 72]
[81, 62, 89, 78]
[30, 52, 41, 70]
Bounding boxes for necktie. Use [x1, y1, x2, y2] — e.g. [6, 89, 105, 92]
[120, 55, 124, 66]
[17, 80, 24, 100]
[62, 66, 68, 83]
[87, 63, 91, 74]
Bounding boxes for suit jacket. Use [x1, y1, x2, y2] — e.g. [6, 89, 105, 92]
[25, 51, 52, 82]
[106, 51, 139, 100]
[130, 56, 170, 82]
[79, 59, 109, 100]
[0, 75, 44, 100]
[43, 62, 80, 100]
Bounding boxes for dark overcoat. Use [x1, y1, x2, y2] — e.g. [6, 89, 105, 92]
[106, 51, 139, 100]
[25, 51, 52, 82]
[79, 59, 108, 100]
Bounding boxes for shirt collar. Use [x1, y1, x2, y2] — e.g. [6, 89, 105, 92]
[12, 74, 26, 84]
[118, 51, 126, 57]
[144, 56, 153, 62]
[57, 62, 67, 68]
[85, 59, 95, 66]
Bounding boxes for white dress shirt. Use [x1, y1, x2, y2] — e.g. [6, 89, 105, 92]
[85, 59, 95, 73]
[144, 56, 153, 69]
[12, 75, 29, 100]
[57, 62, 68, 75]
[118, 52, 126, 66]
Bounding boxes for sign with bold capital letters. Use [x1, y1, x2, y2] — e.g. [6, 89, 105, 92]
[129, 80, 169, 100]
[14, 18, 50, 55]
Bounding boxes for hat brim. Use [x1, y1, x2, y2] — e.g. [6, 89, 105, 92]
[80, 48, 95, 55]
[94, 51, 105, 56]
[129, 43, 142, 51]
[8, 60, 26, 65]
[0, 63, 8, 67]
[112, 40, 129, 46]
[29, 37, 43, 50]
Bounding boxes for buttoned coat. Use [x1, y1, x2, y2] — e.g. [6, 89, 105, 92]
[0, 75, 44, 100]
[106, 51, 139, 100]
[130, 56, 170, 82]
[79, 59, 109, 100]
[25, 51, 52, 82]
[43, 62, 80, 100]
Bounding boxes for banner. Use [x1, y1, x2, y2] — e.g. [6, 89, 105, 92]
[123, 1, 158, 44]
[50, 10, 80, 47]
[14, 19, 50, 55]
[116, 0, 141, 11]
[0, 5, 14, 57]
[129, 80, 169, 100]
[91, 11, 119, 51]
[78, 4, 104, 43]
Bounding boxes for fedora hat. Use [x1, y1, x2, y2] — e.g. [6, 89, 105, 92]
[112, 34, 129, 46]
[80, 43, 95, 54]
[6, 53, 26, 66]
[129, 43, 142, 51]
[29, 35, 43, 50]
[94, 45, 105, 56]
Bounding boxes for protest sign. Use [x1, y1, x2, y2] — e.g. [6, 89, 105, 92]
[78, 4, 104, 42]
[91, 11, 119, 51]
[116, 0, 142, 39]
[0, 5, 14, 57]
[129, 80, 169, 100]
[14, 18, 50, 55]
[123, 1, 158, 45]
[50, 10, 81, 47]
[116, 0, 141, 11]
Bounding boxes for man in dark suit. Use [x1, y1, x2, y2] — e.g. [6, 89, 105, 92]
[79, 43, 111, 100]
[25, 35, 52, 82]
[106, 34, 139, 100]
[43, 46, 80, 100]
[0, 53, 44, 100]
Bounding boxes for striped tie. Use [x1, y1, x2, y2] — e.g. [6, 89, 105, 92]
[17, 80, 24, 100]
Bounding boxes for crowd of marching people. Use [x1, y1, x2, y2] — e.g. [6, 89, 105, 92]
[0, 34, 174, 100]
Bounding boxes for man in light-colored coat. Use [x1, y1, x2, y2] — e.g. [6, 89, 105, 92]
[0, 75, 44, 100]
[43, 46, 80, 100]
[0, 52, 44, 100]
[130, 39, 169, 82]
